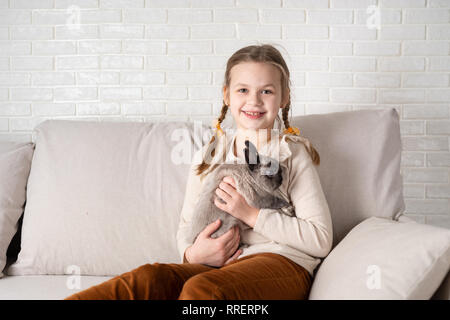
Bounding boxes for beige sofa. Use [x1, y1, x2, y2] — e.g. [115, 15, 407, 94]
[0, 108, 449, 300]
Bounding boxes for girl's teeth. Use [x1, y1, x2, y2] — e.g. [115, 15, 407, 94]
[245, 112, 262, 115]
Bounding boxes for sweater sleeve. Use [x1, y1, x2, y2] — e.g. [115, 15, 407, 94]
[176, 147, 206, 263]
[253, 142, 333, 258]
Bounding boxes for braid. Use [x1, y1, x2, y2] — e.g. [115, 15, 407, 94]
[281, 103, 321, 166]
[195, 101, 229, 178]
[281, 101, 291, 131]
[215, 100, 228, 136]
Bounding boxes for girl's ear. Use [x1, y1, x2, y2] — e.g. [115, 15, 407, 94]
[223, 86, 230, 106]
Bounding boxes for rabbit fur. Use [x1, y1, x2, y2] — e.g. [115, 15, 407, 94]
[186, 139, 295, 245]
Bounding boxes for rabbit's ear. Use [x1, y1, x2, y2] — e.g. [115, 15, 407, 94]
[244, 139, 259, 171]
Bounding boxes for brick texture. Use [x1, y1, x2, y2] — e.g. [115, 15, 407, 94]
[0, 2, 448, 224]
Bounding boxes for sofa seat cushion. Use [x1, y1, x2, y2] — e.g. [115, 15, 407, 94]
[0, 275, 112, 300]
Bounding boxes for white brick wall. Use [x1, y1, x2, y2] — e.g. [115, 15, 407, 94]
[0, 1, 448, 227]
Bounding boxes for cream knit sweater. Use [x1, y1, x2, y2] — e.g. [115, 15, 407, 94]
[176, 131, 333, 277]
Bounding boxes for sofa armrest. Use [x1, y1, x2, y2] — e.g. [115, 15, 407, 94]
[431, 270, 450, 300]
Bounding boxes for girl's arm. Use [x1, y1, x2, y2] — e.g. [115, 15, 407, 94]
[176, 146, 242, 266]
[253, 142, 333, 258]
[176, 147, 205, 263]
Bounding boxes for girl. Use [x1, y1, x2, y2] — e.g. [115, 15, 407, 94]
[65, 44, 333, 300]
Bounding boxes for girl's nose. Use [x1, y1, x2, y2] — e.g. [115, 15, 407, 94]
[247, 91, 263, 106]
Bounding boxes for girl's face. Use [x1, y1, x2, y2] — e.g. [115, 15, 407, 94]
[223, 62, 288, 132]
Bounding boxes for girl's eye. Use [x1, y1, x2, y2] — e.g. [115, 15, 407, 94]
[238, 89, 272, 94]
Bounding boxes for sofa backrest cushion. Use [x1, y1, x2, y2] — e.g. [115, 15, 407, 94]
[0, 142, 34, 277]
[291, 108, 405, 248]
[7, 120, 209, 276]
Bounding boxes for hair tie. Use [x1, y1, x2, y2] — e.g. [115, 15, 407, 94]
[215, 120, 224, 137]
[283, 126, 301, 136]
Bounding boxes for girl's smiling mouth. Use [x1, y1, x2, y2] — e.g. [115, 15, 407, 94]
[242, 111, 266, 119]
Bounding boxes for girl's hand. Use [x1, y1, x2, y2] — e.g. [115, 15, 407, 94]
[214, 176, 260, 228]
[185, 219, 242, 267]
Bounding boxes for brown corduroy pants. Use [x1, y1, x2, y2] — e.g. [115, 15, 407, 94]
[64, 252, 312, 300]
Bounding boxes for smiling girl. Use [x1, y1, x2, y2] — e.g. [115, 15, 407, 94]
[66, 44, 333, 300]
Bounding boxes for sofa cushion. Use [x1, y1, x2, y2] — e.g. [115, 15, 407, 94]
[0, 275, 112, 300]
[291, 108, 405, 248]
[0, 142, 34, 277]
[308, 216, 450, 300]
[7, 120, 209, 276]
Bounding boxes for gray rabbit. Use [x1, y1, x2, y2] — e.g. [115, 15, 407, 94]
[186, 139, 295, 245]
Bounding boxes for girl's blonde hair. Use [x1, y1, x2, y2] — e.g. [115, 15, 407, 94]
[196, 44, 320, 178]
